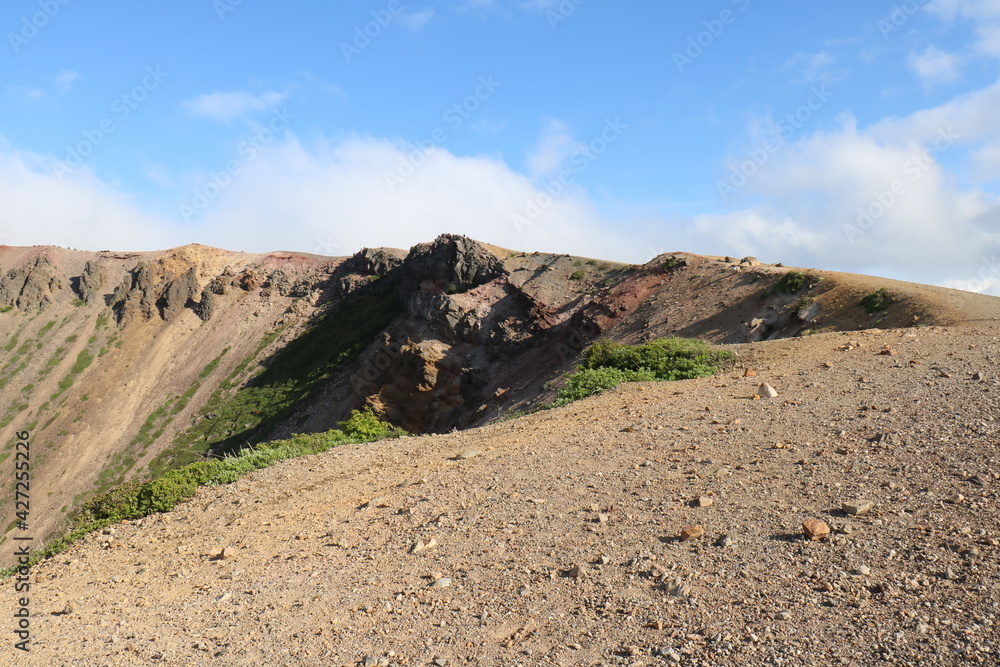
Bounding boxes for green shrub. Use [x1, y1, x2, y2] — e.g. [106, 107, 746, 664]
[859, 288, 893, 314]
[570, 270, 585, 281]
[0, 410, 405, 579]
[773, 271, 809, 294]
[339, 408, 405, 441]
[551, 337, 733, 407]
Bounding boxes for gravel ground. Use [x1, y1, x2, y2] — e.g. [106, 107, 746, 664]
[5, 324, 1000, 667]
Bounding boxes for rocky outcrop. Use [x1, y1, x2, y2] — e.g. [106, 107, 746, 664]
[0, 256, 63, 311]
[403, 234, 506, 293]
[342, 247, 405, 278]
[75, 261, 106, 303]
[111, 262, 200, 324]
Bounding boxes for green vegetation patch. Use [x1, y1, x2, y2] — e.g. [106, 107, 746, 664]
[0, 410, 403, 579]
[154, 283, 403, 472]
[551, 337, 733, 408]
[860, 288, 894, 314]
[772, 270, 811, 295]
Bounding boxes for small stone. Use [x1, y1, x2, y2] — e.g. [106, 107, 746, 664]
[433, 658, 448, 667]
[744, 368, 758, 377]
[757, 383, 778, 398]
[879, 346, 897, 356]
[52, 602, 74, 616]
[715, 534, 735, 548]
[564, 565, 584, 579]
[411, 537, 438, 554]
[972, 371, 984, 381]
[835, 446, 850, 455]
[944, 567, 959, 581]
[842, 499, 874, 516]
[665, 578, 691, 597]
[455, 449, 482, 460]
[917, 623, 932, 635]
[777, 611, 791, 621]
[679, 524, 705, 541]
[209, 547, 232, 561]
[598, 554, 611, 565]
[854, 565, 872, 577]
[803, 519, 831, 541]
[431, 577, 452, 589]
[596, 513, 609, 524]
[696, 496, 714, 508]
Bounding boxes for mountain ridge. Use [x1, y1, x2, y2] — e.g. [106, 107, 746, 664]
[1, 234, 997, 566]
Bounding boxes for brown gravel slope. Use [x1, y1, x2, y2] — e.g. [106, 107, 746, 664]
[6, 321, 1000, 667]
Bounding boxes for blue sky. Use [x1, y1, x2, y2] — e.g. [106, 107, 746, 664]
[2, 1, 1000, 292]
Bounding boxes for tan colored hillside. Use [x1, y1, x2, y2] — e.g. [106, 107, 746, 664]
[1, 235, 998, 581]
[4, 318, 999, 666]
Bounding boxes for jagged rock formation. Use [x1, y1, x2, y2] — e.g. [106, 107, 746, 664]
[111, 261, 201, 324]
[0, 255, 63, 310]
[74, 260, 106, 303]
[403, 233, 506, 292]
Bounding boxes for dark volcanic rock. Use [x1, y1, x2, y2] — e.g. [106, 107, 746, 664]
[343, 248, 404, 278]
[75, 260, 106, 303]
[403, 234, 506, 293]
[112, 262, 201, 324]
[161, 268, 199, 319]
[0, 256, 63, 311]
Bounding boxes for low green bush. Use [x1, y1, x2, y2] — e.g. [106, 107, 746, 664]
[773, 271, 809, 294]
[551, 337, 733, 407]
[0, 409, 404, 578]
[859, 288, 893, 314]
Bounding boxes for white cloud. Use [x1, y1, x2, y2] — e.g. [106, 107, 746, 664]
[181, 90, 289, 122]
[908, 45, 963, 84]
[54, 70, 82, 95]
[781, 51, 844, 84]
[525, 118, 584, 177]
[398, 8, 435, 30]
[0, 132, 642, 263]
[695, 83, 1000, 290]
[472, 118, 509, 134]
[927, 0, 1000, 58]
[0, 140, 174, 250]
[184, 135, 640, 260]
